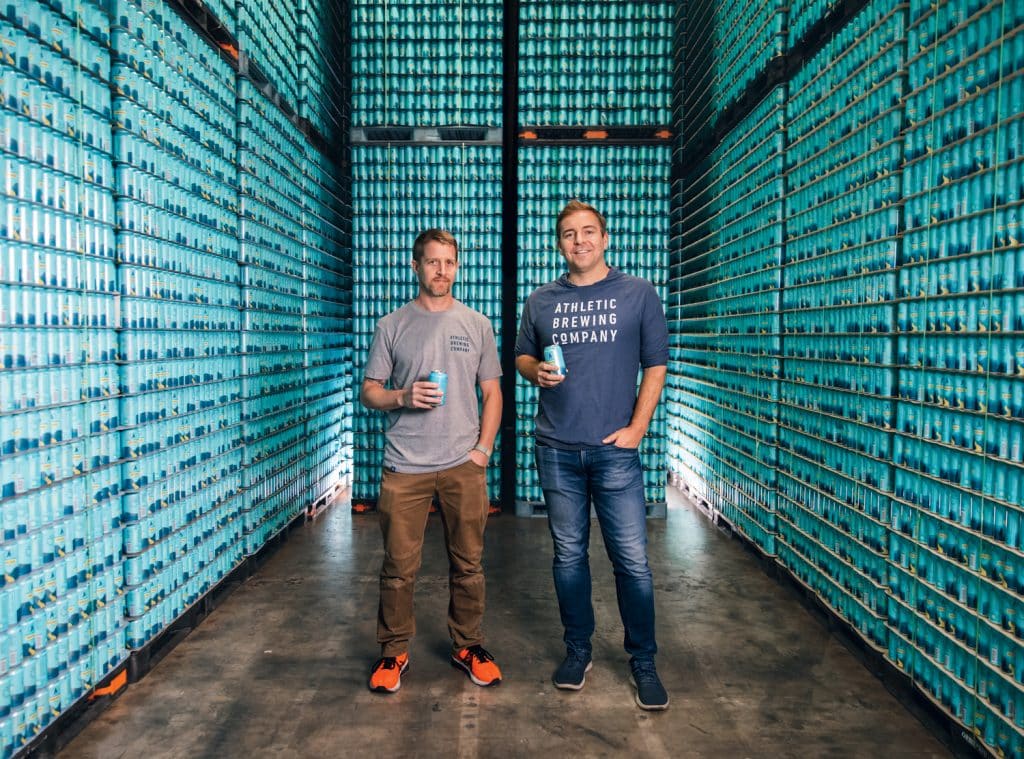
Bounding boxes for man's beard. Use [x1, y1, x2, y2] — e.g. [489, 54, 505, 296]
[425, 280, 451, 297]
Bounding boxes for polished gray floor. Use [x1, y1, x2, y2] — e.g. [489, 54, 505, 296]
[61, 488, 951, 758]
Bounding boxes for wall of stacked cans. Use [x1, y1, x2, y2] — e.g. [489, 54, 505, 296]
[668, 89, 785, 549]
[518, 0, 673, 127]
[669, 0, 1024, 754]
[0, 0, 352, 754]
[351, 0, 502, 128]
[678, 0, 786, 143]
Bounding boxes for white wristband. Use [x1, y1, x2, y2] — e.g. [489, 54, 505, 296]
[472, 444, 492, 458]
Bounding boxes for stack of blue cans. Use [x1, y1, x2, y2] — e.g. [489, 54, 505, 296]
[236, 0, 299, 107]
[518, 0, 673, 127]
[297, 0, 348, 141]
[775, 0, 904, 654]
[0, 2, 124, 753]
[237, 78, 311, 555]
[888, 1, 1024, 751]
[301, 148, 353, 512]
[349, 0, 503, 507]
[350, 0, 503, 128]
[0, 0, 353, 751]
[680, 0, 786, 145]
[672, 1, 1024, 754]
[111, 0, 247, 652]
[786, 0, 841, 49]
[668, 90, 783, 555]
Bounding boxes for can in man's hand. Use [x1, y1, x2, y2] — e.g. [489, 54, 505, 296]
[428, 369, 447, 405]
[543, 344, 566, 376]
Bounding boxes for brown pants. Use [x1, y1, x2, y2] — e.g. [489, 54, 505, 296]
[377, 459, 489, 657]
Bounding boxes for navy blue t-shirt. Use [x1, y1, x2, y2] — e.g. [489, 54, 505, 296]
[515, 267, 669, 449]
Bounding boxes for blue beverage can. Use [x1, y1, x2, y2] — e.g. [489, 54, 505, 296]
[428, 369, 447, 406]
[543, 344, 566, 376]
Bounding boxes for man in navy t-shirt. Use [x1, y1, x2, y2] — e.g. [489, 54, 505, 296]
[515, 200, 670, 711]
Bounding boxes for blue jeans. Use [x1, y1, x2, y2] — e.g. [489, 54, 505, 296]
[535, 443, 657, 663]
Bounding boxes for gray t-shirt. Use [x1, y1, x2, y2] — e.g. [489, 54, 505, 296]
[365, 299, 502, 473]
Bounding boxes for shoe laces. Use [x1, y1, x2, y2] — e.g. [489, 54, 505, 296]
[632, 661, 659, 684]
[374, 656, 400, 671]
[463, 645, 494, 663]
[565, 649, 590, 665]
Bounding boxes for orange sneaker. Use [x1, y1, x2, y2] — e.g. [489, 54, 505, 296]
[369, 653, 409, 693]
[451, 645, 502, 686]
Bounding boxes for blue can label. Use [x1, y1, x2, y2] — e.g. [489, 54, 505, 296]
[428, 369, 447, 406]
[544, 344, 566, 376]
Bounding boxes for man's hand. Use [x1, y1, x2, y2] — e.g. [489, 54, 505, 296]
[468, 448, 489, 468]
[602, 424, 646, 449]
[536, 361, 567, 389]
[403, 380, 444, 409]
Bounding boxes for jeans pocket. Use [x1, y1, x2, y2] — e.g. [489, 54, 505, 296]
[594, 446, 642, 489]
[604, 444, 640, 461]
[534, 442, 548, 469]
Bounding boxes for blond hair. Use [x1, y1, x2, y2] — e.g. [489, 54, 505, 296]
[413, 229, 459, 261]
[556, 200, 607, 237]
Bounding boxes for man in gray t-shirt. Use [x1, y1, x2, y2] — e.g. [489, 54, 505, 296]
[361, 229, 503, 694]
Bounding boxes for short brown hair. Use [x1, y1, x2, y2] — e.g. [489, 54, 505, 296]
[413, 229, 459, 262]
[556, 200, 607, 237]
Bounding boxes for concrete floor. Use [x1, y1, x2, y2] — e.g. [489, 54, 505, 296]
[61, 488, 953, 758]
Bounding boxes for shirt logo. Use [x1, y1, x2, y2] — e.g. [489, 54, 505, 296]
[551, 298, 619, 345]
[450, 335, 471, 353]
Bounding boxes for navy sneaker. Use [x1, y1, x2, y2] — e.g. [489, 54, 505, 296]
[553, 650, 593, 690]
[630, 660, 669, 710]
